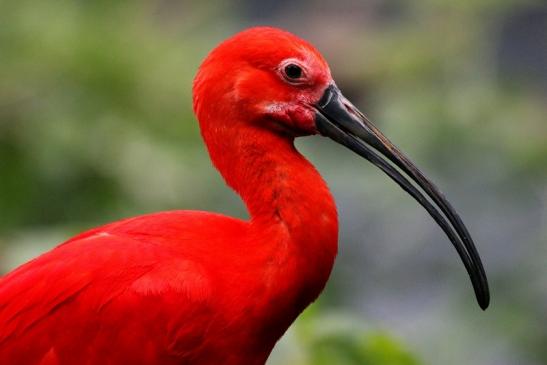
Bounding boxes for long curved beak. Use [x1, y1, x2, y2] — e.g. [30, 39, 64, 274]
[314, 84, 490, 310]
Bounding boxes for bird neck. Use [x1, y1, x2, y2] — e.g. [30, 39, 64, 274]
[204, 123, 338, 250]
[202, 122, 339, 346]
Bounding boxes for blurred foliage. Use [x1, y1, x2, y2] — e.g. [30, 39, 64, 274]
[1, 0, 546, 364]
[0, 0, 208, 232]
[283, 307, 420, 365]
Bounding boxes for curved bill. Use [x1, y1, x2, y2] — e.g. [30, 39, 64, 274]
[314, 84, 490, 310]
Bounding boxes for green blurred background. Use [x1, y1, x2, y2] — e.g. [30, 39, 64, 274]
[1, 1, 546, 364]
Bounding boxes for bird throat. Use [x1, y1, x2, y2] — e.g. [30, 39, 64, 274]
[207, 124, 338, 241]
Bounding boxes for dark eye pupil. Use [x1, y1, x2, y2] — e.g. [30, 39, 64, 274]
[284, 64, 302, 79]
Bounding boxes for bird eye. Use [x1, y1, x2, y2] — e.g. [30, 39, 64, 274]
[283, 64, 303, 80]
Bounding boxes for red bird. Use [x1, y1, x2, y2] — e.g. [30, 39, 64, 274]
[0, 27, 489, 364]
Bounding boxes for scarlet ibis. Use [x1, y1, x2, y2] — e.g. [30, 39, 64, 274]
[0, 27, 489, 364]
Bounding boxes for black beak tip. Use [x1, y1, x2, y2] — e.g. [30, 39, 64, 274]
[478, 292, 490, 310]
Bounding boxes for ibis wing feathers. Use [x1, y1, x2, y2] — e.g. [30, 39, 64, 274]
[0, 223, 216, 364]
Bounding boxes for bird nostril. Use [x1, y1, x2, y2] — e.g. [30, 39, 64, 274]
[343, 101, 360, 120]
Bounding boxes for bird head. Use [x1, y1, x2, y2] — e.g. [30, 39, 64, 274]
[193, 27, 333, 137]
[193, 27, 490, 310]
